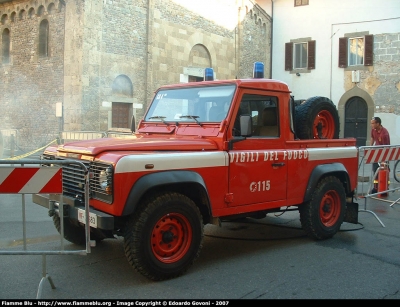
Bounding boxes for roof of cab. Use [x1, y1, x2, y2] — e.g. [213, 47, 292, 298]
[157, 78, 291, 93]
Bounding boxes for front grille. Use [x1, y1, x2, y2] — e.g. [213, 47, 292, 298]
[42, 154, 113, 204]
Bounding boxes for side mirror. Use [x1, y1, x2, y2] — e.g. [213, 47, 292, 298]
[130, 115, 136, 132]
[240, 115, 252, 137]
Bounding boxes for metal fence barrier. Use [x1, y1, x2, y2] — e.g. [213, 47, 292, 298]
[59, 131, 106, 144]
[358, 145, 400, 227]
[0, 159, 91, 299]
[1, 129, 136, 160]
[0, 129, 18, 158]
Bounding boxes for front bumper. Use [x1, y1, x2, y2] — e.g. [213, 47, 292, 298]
[32, 194, 114, 230]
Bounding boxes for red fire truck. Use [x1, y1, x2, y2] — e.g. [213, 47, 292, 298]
[33, 63, 359, 281]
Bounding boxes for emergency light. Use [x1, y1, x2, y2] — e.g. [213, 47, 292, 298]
[203, 61, 264, 81]
[253, 61, 264, 78]
[204, 67, 214, 81]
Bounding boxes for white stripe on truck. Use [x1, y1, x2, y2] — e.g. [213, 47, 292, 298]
[115, 151, 228, 173]
[307, 147, 358, 161]
[114, 147, 358, 173]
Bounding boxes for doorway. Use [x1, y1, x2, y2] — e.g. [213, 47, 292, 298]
[112, 102, 132, 128]
[344, 96, 368, 147]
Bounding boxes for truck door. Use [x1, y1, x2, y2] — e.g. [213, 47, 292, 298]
[228, 92, 288, 206]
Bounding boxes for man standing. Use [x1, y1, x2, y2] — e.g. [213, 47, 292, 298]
[370, 116, 391, 193]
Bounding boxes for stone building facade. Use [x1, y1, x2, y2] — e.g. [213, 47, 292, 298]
[338, 32, 400, 145]
[340, 33, 400, 114]
[269, 0, 400, 146]
[0, 0, 271, 155]
[360, 33, 400, 114]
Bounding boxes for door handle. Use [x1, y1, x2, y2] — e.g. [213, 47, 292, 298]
[272, 162, 285, 167]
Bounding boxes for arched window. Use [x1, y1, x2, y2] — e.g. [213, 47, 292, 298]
[2, 28, 10, 64]
[28, 8, 35, 19]
[1, 14, 8, 25]
[37, 5, 45, 17]
[48, 3, 56, 14]
[19, 10, 26, 20]
[39, 19, 49, 57]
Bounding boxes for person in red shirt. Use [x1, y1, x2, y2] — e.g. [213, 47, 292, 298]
[370, 116, 391, 193]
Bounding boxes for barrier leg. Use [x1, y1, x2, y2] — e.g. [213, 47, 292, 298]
[359, 197, 386, 227]
[390, 197, 400, 208]
[36, 254, 56, 299]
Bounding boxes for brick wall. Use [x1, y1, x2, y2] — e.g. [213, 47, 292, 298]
[369, 33, 400, 114]
[0, 0, 65, 151]
[0, 0, 271, 153]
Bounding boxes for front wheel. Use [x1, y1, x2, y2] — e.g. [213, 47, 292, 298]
[299, 176, 346, 240]
[393, 160, 400, 183]
[53, 215, 85, 245]
[53, 215, 106, 246]
[124, 192, 204, 281]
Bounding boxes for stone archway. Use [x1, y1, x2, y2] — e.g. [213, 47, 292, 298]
[189, 44, 212, 67]
[338, 86, 374, 146]
[185, 44, 212, 82]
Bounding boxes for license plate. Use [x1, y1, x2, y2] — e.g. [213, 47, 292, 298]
[78, 209, 98, 228]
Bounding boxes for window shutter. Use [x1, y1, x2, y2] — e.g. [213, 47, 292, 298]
[338, 37, 348, 68]
[285, 42, 293, 71]
[307, 40, 316, 70]
[364, 34, 374, 66]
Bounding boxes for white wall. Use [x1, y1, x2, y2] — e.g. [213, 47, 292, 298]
[271, 0, 400, 97]
[270, 0, 400, 144]
[254, 0, 271, 15]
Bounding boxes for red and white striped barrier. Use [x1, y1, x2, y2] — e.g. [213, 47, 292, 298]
[0, 167, 62, 194]
[363, 146, 400, 164]
[0, 161, 88, 299]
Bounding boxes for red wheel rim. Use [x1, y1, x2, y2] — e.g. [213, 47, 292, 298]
[319, 190, 341, 227]
[313, 110, 335, 139]
[151, 213, 192, 263]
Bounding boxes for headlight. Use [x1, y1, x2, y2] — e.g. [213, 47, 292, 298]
[89, 162, 114, 203]
[98, 166, 113, 194]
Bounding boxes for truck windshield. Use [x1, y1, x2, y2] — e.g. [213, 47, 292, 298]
[145, 85, 236, 123]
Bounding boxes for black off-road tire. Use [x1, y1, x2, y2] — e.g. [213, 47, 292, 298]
[53, 215, 105, 245]
[295, 96, 340, 139]
[124, 192, 204, 281]
[53, 215, 86, 245]
[299, 176, 346, 240]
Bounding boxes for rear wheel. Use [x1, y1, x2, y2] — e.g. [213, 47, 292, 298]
[299, 176, 346, 240]
[295, 96, 340, 139]
[124, 192, 204, 281]
[394, 160, 400, 183]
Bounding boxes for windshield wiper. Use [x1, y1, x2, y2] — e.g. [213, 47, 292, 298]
[179, 115, 202, 126]
[148, 116, 169, 124]
[149, 116, 180, 126]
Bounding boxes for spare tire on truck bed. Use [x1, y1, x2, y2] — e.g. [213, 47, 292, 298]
[295, 96, 340, 140]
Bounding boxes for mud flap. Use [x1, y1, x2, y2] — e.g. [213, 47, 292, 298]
[344, 202, 359, 224]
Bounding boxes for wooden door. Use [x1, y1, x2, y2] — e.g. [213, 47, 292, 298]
[344, 96, 368, 147]
[112, 102, 131, 128]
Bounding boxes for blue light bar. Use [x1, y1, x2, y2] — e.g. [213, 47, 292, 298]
[204, 68, 214, 81]
[253, 62, 264, 78]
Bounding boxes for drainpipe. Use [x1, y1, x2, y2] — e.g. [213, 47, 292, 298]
[237, 1, 244, 79]
[270, 0, 274, 79]
[145, 0, 154, 120]
[61, 0, 66, 133]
